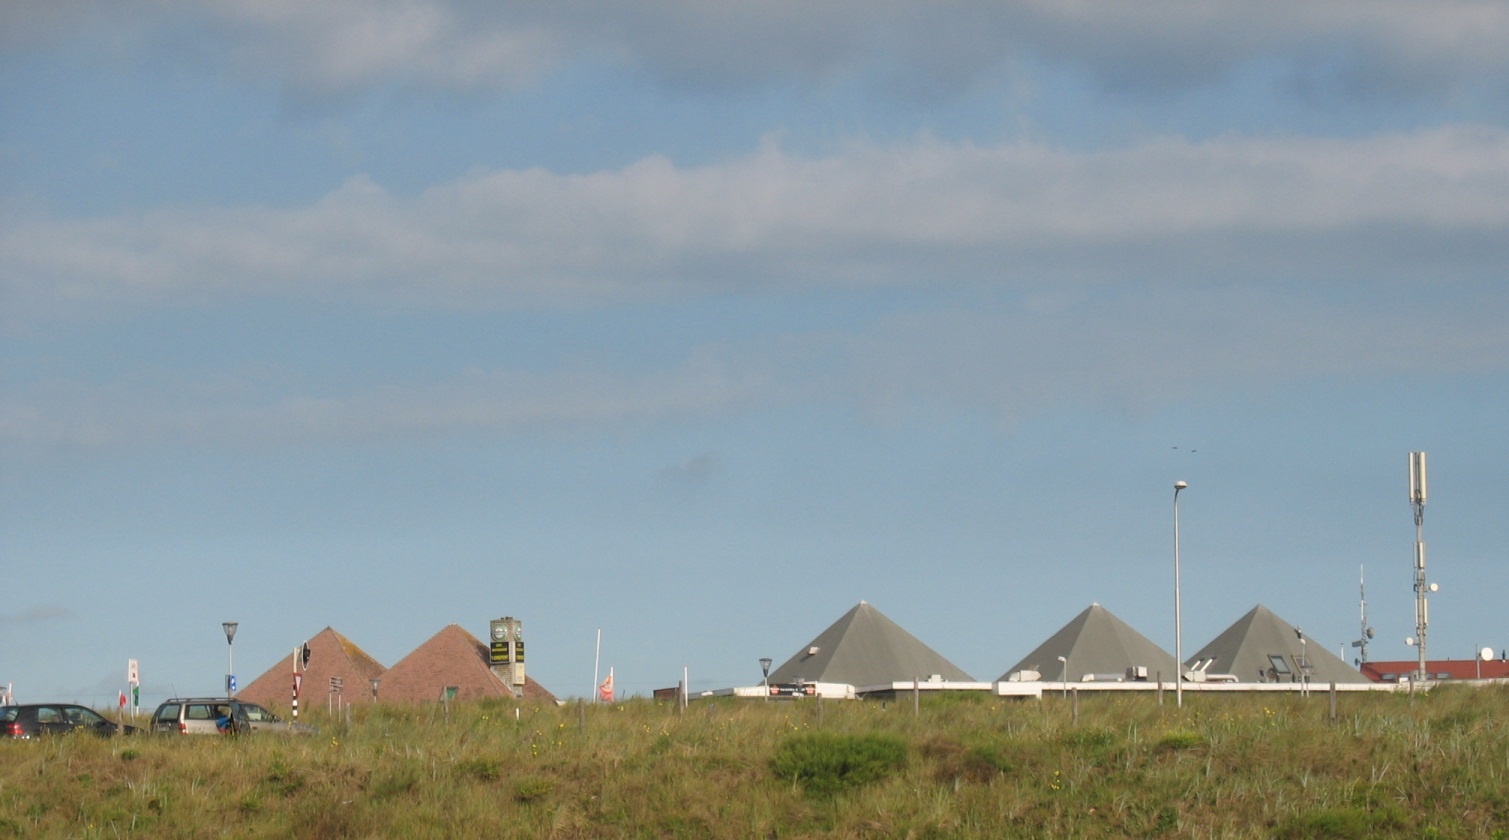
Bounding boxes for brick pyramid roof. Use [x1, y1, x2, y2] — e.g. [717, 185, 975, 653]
[379, 624, 557, 704]
[239, 626, 387, 710]
[766, 601, 974, 687]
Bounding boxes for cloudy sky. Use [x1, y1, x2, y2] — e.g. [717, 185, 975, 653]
[3, 1, 1507, 704]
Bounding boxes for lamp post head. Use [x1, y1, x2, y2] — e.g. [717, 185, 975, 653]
[222, 622, 238, 644]
[1174, 481, 1188, 492]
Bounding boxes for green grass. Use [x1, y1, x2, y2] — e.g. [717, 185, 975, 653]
[2, 686, 1506, 838]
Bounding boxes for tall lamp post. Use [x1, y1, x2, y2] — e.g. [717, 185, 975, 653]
[222, 621, 239, 701]
[1173, 481, 1188, 709]
[760, 658, 772, 701]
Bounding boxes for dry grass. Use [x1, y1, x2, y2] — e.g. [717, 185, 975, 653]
[1, 685, 1506, 838]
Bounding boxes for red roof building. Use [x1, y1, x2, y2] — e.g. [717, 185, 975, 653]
[239, 626, 387, 711]
[239, 623, 557, 710]
[375, 624, 557, 705]
[1360, 658, 1509, 683]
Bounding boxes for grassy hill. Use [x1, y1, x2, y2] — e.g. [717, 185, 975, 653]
[2, 686, 1505, 838]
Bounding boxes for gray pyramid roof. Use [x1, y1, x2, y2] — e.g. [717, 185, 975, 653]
[1186, 604, 1369, 684]
[999, 603, 1179, 681]
[766, 601, 974, 686]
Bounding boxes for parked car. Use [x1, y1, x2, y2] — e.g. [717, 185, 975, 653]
[148, 698, 316, 735]
[0, 704, 138, 738]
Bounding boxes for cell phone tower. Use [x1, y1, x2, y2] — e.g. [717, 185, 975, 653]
[1353, 565, 1374, 665]
[1405, 452, 1438, 682]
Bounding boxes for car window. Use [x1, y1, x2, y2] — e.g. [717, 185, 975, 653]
[154, 703, 180, 723]
[36, 707, 61, 724]
[186, 704, 216, 720]
[0, 708, 17, 722]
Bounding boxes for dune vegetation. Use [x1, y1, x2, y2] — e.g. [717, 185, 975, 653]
[2, 685, 1506, 838]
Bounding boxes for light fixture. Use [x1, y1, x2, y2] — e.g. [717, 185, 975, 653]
[222, 622, 239, 700]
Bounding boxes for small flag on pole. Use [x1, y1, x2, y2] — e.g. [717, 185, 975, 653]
[118, 691, 127, 709]
[598, 668, 614, 703]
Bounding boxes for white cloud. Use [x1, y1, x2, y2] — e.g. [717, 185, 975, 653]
[0, 353, 766, 449]
[5, 126, 1508, 323]
[8, 1, 1509, 102]
[6, 278, 1506, 452]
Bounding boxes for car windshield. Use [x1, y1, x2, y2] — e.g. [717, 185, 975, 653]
[0, 708, 16, 722]
[240, 705, 277, 722]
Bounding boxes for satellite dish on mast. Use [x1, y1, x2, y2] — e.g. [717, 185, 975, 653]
[1482, 647, 1495, 662]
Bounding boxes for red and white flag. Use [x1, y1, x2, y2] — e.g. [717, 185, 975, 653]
[598, 668, 614, 703]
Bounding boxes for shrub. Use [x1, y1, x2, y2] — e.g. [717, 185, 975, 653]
[770, 732, 907, 797]
[1273, 806, 1404, 839]
[1156, 729, 1203, 752]
[456, 757, 502, 782]
[513, 776, 553, 803]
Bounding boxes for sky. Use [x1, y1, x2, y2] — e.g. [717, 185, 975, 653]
[3, 1, 1507, 706]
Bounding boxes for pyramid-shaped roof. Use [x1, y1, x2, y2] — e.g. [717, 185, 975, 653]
[766, 601, 974, 687]
[379, 624, 557, 704]
[998, 603, 1179, 682]
[239, 627, 387, 709]
[1186, 604, 1369, 684]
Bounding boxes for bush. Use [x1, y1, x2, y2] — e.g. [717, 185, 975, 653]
[455, 757, 502, 782]
[513, 776, 553, 803]
[1156, 729, 1203, 752]
[1274, 806, 1404, 839]
[770, 732, 907, 797]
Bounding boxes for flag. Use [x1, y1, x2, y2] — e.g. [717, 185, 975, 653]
[118, 691, 127, 709]
[132, 685, 139, 709]
[598, 668, 614, 703]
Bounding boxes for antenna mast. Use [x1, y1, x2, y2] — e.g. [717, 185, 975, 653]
[1406, 452, 1434, 682]
[1353, 565, 1373, 665]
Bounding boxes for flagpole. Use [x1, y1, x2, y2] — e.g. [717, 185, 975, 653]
[593, 628, 602, 703]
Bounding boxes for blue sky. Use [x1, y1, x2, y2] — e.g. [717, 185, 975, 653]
[3, 1, 1508, 705]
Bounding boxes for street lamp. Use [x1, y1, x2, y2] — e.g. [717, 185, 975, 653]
[1173, 481, 1188, 709]
[1057, 655, 1068, 698]
[1296, 627, 1309, 697]
[759, 658, 773, 701]
[222, 621, 239, 700]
